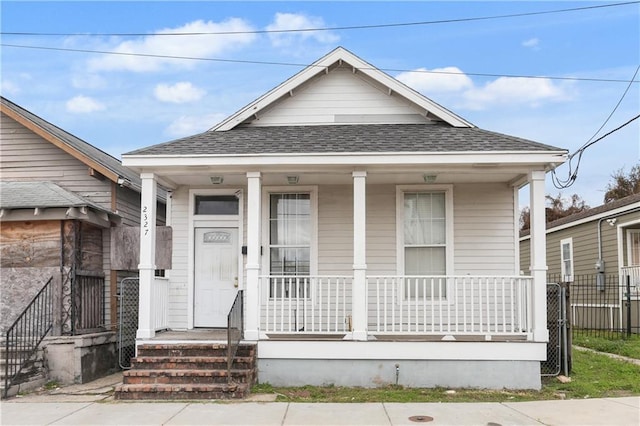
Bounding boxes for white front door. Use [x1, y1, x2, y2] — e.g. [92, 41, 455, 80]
[194, 227, 239, 327]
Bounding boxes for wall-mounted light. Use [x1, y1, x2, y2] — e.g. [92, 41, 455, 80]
[606, 218, 617, 226]
[423, 174, 437, 183]
[210, 176, 224, 184]
[287, 175, 299, 185]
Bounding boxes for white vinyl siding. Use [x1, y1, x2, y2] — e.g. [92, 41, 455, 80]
[454, 183, 517, 275]
[560, 238, 574, 282]
[166, 186, 190, 328]
[247, 67, 432, 127]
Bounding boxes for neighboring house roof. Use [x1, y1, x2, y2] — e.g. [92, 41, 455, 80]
[0, 96, 141, 191]
[127, 123, 562, 156]
[520, 192, 640, 238]
[0, 181, 120, 226]
[213, 46, 473, 131]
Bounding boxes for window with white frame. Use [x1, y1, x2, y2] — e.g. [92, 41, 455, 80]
[627, 229, 640, 266]
[403, 191, 447, 298]
[560, 238, 574, 282]
[269, 193, 311, 298]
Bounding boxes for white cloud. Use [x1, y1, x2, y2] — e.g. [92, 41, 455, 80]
[165, 113, 227, 137]
[522, 38, 541, 50]
[88, 18, 256, 72]
[154, 82, 206, 103]
[66, 95, 105, 113]
[72, 73, 107, 90]
[1, 80, 21, 95]
[462, 77, 567, 110]
[266, 13, 339, 47]
[395, 67, 473, 93]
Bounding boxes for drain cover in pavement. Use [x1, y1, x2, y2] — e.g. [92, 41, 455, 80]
[409, 415, 434, 422]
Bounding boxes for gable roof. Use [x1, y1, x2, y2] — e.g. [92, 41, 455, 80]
[213, 46, 473, 131]
[0, 96, 141, 191]
[127, 124, 562, 157]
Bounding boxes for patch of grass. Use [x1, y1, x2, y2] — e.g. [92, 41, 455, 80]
[572, 331, 640, 359]
[44, 381, 60, 390]
[252, 349, 640, 402]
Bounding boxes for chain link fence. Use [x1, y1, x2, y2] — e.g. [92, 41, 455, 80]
[542, 283, 570, 376]
[118, 277, 139, 369]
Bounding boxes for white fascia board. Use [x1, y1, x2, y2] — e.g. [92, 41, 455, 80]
[123, 151, 567, 168]
[213, 47, 473, 131]
[520, 201, 640, 242]
[258, 340, 546, 361]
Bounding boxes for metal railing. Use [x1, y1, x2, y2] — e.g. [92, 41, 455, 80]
[3, 277, 54, 398]
[72, 271, 105, 334]
[227, 290, 244, 383]
[260, 276, 351, 333]
[369, 276, 532, 336]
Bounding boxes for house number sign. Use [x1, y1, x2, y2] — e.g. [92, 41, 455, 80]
[203, 231, 231, 244]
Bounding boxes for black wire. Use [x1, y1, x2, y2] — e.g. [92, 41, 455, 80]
[2, 43, 639, 84]
[2, 1, 637, 37]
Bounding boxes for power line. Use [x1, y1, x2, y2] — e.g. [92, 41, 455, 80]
[2, 43, 639, 84]
[2, 1, 638, 37]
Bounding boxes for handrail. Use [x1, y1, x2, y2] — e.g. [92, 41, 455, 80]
[3, 277, 54, 398]
[226, 290, 244, 384]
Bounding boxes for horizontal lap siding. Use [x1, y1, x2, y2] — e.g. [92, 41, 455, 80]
[454, 183, 517, 275]
[167, 187, 189, 328]
[1, 113, 113, 208]
[318, 185, 352, 276]
[248, 68, 429, 126]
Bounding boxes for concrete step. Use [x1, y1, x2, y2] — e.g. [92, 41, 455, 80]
[131, 356, 255, 370]
[114, 382, 250, 400]
[122, 369, 255, 385]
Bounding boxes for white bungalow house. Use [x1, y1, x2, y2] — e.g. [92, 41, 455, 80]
[122, 47, 567, 390]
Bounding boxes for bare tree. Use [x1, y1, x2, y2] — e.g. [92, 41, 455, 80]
[520, 193, 589, 231]
[604, 164, 640, 203]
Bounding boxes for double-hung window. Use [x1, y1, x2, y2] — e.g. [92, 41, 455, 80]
[269, 193, 311, 298]
[402, 190, 449, 298]
[560, 238, 574, 282]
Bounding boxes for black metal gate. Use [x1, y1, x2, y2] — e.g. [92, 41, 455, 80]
[118, 277, 139, 369]
[543, 283, 570, 376]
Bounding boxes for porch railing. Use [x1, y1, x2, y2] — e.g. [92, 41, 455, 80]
[620, 266, 640, 298]
[227, 290, 244, 383]
[369, 276, 532, 335]
[152, 277, 169, 331]
[73, 271, 105, 334]
[260, 276, 352, 334]
[4, 277, 53, 398]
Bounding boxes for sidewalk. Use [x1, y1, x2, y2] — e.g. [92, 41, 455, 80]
[1, 373, 638, 426]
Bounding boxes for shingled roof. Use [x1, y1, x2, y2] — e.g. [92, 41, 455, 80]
[126, 124, 563, 156]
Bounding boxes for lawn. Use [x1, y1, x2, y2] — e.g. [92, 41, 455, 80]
[572, 331, 640, 359]
[252, 347, 640, 402]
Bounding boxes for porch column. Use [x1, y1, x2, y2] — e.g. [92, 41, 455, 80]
[529, 170, 549, 342]
[245, 172, 262, 341]
[137, 173, 157, 339]
[352, 171, 368, 341]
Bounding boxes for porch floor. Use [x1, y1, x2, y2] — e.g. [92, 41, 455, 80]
[151, 328, 227, 341]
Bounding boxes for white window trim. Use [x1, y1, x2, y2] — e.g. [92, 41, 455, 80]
[626, 229, 640, 266]
[187, 188, 244, 329]
[560, 237, 574, 282]
[261, 186, 318, 300]
[396, 185, 454, 300]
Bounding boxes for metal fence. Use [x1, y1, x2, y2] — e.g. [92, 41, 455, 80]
[72, 271, 105, 334]
[548, 273, 639, 339]
[542, 283, 570, 376]
[118, 277, 139, 369]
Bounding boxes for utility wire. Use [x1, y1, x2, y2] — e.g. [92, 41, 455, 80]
[2, 43, 639, 84]
[2, 1, 638, 37]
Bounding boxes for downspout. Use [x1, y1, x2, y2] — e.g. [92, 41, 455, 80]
[596, 206, 640, 290]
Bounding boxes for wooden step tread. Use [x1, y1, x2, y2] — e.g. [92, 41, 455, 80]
[133, 356, 254, 362]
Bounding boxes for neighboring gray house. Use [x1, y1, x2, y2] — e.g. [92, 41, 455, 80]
[120, 47, 567, 397]
[0, 96, 165, 395]
[520, 193, 640, 332]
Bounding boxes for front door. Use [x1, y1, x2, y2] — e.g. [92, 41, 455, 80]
[194, 227, 238, 327]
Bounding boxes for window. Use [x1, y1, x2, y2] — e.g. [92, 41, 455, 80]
[195, 195, 239, 215]
[403, 191, 447, 298]
[627, 229, 640, 266]
[269, 193, 311, 297]
[560, 238, 573, 282]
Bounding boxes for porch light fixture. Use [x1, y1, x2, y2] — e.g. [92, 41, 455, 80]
[287, 175, 299, 185]
[423, 174, 437, 183]
[210, 176, 224, 185]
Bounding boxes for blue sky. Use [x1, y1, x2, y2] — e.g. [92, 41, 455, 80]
[2, 1, 639, 208]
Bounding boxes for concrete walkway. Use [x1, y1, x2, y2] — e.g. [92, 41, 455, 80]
[1, 373, 639, 425]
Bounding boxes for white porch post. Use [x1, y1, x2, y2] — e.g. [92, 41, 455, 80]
[529, 170, 549, 342]
[352, 171, 368, 341]
[245, 172, 262, 341]
[137, 173, 157, 339]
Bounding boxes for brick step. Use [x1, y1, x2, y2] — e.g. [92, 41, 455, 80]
[137, 344, 256, 358]
[131, 356, 255, 370]
[114, 383, 250, 400]
[122, 369, 255, 385]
